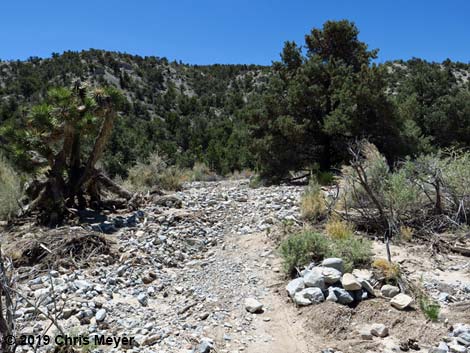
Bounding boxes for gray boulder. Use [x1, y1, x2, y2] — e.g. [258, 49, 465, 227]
[321, 258, 344, 273]
[286, 278, 305, 298]
[381, 284, 400, 298]
[137, 293, 149, 307]
[303, 270, 325, 290]
[352, 269, 373, 282]
[428, 341, 449, 353]
[370, 323, 389, 337]
[314, 267, 342, 284]
[326, 287, 338, 302]
[448, 344, 466, 353]
[331, 287, 354, 304]
[95, 309, 107, 322]
[244, 298, 263, 313]
[359, 279, 375, 296]
[293, 287, 324, 306]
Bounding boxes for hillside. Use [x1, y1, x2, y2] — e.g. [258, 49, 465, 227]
[1, 50, 469, 180]
[0, 50, 267, 175]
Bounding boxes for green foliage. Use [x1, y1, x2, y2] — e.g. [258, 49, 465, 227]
[315, 170, 335, 186]
[389, 58, 470, 151]
[0, 32, 469, 183]
[339, 144, 470, 236]
[339, 142, 424, 233]
[279, 231, 329, 275]
[0, 153, 22, 220]
[279, 230, 372, 275]
[418, 296, 440, 322]
[325, 218, 354, 240]
[248, 175, 264, 189]
[1, 84, 124, 173]
[328, 236, 372, 273]
[0, 50, 259, 177]
[248, 20, 407, 181]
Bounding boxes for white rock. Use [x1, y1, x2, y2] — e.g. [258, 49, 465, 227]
[95, 309, 106, 322]
[321, 258, 344, 273]
[452, 324, 470, 337]
[390, 293, 413, 310]
[244, 298, 263, 313]
[314, 267, 342, 284]
[341, 273, 362, 291]
[448, 344, 466, 353]
[137, 293, 149, 307]
[326, 287, 338, 302]
[370, 323, 389, 337]
[352, 269, 373, 282]
[286, 278, 305, 298]
[293, 292, 312, 306]
[359, 328, 373, 340]
[303, 270, 325, 290]
[74, 280, 92, 291]
[359, 279, 375, 296]
[293, 287, 324, 306]
[381, 284, 400, 298]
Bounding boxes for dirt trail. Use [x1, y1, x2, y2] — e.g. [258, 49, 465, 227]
[170, 180, 315, 352]
[229, 232, 314, 353]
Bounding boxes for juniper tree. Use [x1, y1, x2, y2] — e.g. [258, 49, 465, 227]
[248, 20, 406, 182]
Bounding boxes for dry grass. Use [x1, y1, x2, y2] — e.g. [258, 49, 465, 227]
[189, 162, 219, 182]
[325, 218, 354, 240]
[400, 225, 414, 241]
[372, 258, 401, 282]
[228, 169, 254, 180]
[300, 179, 326, 221]
[125, 153, 187, 191]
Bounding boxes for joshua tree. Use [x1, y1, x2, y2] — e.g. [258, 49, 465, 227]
[1, 82, 133, 225]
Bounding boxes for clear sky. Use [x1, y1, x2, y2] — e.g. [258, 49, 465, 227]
[0, 0, 468, 65]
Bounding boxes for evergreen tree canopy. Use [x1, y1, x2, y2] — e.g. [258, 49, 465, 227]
[248, 20, 405, 181]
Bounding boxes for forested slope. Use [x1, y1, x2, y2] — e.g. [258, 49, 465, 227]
[1, 23, 469, 180]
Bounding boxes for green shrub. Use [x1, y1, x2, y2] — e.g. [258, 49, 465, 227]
[327, 236, 372, 273]
[315, 170, 335, 186]
[419, 297, 440, 321]
[158, 167, 186, 191]
[249, 175, 264, 189]
[279, 231, 329, 275]
[0, 154, 22, 220]
[279, 230, 372, 275]
[441, 150, 470, 220]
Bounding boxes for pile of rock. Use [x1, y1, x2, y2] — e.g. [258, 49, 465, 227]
[429, 323, 470, 353]
[286, 257, 414, 310]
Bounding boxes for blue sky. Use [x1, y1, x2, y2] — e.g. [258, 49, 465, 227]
[0, 0, 468, 65]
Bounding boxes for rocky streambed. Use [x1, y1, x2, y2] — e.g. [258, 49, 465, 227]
[3, 179, 470, 353]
